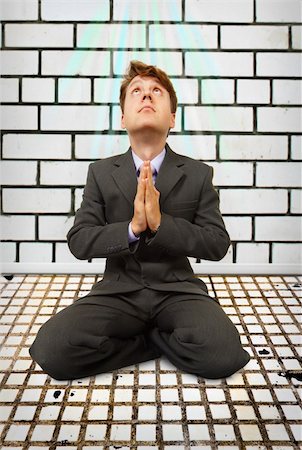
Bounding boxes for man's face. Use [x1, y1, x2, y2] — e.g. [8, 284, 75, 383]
[121, 75, 175, 136]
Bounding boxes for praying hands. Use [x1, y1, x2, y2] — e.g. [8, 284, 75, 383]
[131, 160, 161, 236]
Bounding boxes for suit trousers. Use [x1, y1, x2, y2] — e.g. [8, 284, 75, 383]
[29, 288, 250, 380]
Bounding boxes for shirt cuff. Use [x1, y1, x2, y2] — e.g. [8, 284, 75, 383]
[128, 222, 140, 243]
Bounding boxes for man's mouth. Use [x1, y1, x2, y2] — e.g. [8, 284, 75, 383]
[139, 106, 155, 112]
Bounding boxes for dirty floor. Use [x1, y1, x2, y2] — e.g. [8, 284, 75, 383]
[0, 274, 301, 449]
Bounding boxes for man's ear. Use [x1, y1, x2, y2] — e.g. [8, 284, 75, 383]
[170, 113, 176, 129]
[121, 113, 126, 129]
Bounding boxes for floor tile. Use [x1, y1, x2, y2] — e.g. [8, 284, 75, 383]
[0, 274, 301, 448]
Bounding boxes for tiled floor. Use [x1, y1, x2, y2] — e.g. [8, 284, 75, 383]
[0, 274, 301, 449]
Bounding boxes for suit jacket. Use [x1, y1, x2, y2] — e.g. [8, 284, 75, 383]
[67, 144, 230, 296]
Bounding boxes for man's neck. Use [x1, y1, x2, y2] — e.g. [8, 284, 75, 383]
[128, 133, 167, 161]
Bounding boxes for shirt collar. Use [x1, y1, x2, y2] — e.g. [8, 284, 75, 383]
[131, 148, 166, 174]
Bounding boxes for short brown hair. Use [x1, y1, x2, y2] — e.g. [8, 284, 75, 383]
[120, 60, 177, 113]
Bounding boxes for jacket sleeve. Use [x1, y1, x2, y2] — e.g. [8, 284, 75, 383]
[67, 164, 136, 260]
[146, 165, 231, 261]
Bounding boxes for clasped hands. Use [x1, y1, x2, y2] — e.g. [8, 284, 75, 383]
[131, 160, 161, 237]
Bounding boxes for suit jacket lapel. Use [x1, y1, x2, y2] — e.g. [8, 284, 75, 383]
[111, 145, 185, 207]
[155, 144, 185, 205]
[111, 148, 137, 206]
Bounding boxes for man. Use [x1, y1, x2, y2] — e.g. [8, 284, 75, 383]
[30, 61, 250, 380]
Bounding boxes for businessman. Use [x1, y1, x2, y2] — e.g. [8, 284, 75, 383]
[30, 61, 250, 380]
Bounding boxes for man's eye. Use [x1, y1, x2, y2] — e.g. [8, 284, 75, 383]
[154, 88, 162, 95]
[132, 88, 140, 95]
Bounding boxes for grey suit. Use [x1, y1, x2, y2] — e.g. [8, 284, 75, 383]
[30, 145, 250, 380]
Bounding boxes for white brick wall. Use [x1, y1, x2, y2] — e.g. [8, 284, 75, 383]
[19, 243, 53, 263]
[185, 107, 253, 132]
[237, 243, 270, 264]
[185, 0, 254, 23]
[256, 0, 301, 23]
[0, 0, 38, 20]
[0, 51, 38, 74]
[3, 189, 71, 213]
[5, 24, 74, 47]
[256, 163, 301, 187]
[220, 190, 288, 214]
[220, 135, 288, 160]
[41, 0, 110, 21]
[113, 0, 182, 21]
[3, 134, 72, 159]
[22, 78, 55, 103]
[0, 161, 37, 185]
[1, 0, 301, 273]
[0, 78, 19, 102]
[237, 80, 270, 105]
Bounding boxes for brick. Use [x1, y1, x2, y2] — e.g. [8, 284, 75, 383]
[5, 24, 73, 48]
[22, 78, 55, 103]
[167, 135, 216, 160]
[186, 0, 253, 22]
[41, 106, 109, 131]
[55, 243, 82, 263]
[220, 189, 288, 214]
[256, 162, 301, 187]
[58, 78, 91, 103]
[40, 162, 90, 185]
[149, 25, 217, 49]
[77, 24, 146, 48]
[113, 0, 181, 20]
[257, 53, 302, 77]
[42, 51, 110, 76]
[201, 79, 234, 104]
[0, 0, 38, 20]
[291, 136, 302, 160]
[256, 0, 301, 23]
[19, 243, 52, 263]
[113, 52, 183, 76]
[291, 190, 302, 214]
[1, 106, 37, 130]
[75, 134, 130, 159]
[75, 189, 84, 211]
[0, 161, 37, 185]
[255, 217, 301, 241]
[272, 244, 302, 264]
[211, 162, 253, 186]
[257, 107, 302, 133]
[236, 243, 269, 263]
[0, 51, 38, 75]
[2, 189, 71, 213]
[2, 134, 72, 160]
[94, 78, 121, 103]
[0, 78, 19, 102]
[186, 52, 253, 77]
[171, 79, 199, 105]
[220, 135, 288, 160]
[273, 80, 301, 105]
[185, 106, 253, 132]
[237, 80, 270, 105]
[223, 217, 252, 241]
[0, 243, 16, 263]
[292, 26, 302, 49]
[42, 0, 110, 21]
[39, 216, 74, 240]
[221, 26, 288, 49]
[0, 216, 35, 240]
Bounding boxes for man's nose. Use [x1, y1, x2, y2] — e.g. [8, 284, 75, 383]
[142, 91, 152, 101]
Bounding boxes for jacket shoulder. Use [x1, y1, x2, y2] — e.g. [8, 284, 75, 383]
[174, 152, 213, 175]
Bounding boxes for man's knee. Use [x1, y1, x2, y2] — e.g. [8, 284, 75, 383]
[172, 326, 250, 379]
